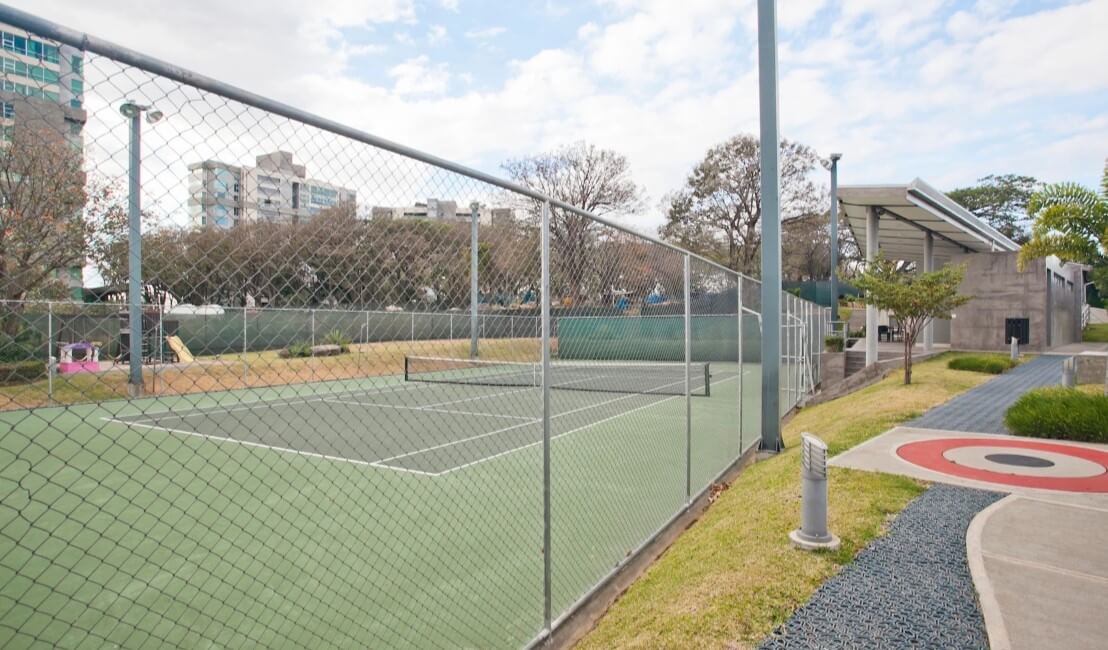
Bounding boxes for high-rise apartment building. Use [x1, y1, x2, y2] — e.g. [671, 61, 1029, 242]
[370, 199, 511, 226]
[1, 23, 87, 299]
[188, 151, 356, 228]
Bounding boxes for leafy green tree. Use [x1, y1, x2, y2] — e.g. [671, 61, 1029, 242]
[659, 134, 822, 276]
[1018, 161, 1108, 294]
[853, 256, 971, 385]
[948, 174, 1039, 244]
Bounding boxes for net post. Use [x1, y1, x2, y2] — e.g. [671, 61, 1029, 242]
[683, 254, 691, 504]
[540, 199, 553, 633]
[704, 362, 711, 398]
[403, 355, 409, 382]
[470, 203, 479, 359]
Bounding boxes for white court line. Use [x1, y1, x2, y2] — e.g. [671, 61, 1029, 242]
[99, 416, 437, 477]
[412, 373, 743, 476]
[372, 386, 681, 466]
[374, 371, 734, 471]
[322, 398, 537, 422]
[434, 393, 685, 476]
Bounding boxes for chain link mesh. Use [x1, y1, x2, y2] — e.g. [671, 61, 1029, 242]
[0, 13, 824, 648]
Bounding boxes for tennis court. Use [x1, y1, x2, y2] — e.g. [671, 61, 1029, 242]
[2, 359, 760, 649]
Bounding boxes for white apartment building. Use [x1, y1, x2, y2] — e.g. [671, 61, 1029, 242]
[1, 23, 87, 299]
[188, 151, 356, 228]
[370, 199, 512, 226]
[1, 23, 85, 144]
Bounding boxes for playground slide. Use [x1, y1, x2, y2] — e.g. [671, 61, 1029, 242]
[165, 335, 194, 363]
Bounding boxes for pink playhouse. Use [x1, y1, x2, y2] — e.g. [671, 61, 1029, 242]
[57, 342, 101, 374]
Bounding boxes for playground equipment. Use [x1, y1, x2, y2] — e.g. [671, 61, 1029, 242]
[57, 342, 101, 374]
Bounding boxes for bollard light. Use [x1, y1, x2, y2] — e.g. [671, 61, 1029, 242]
[789, 432, 840, 551]
[1062, 357, 1076, 389]
[1010, 336, 1019, 361]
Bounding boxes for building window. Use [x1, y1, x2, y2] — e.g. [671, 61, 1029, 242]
[1, 101, 12, 119]
[69, 98, 81, 109]
[70, 78, 83, 94]
[70, 54, 82, 74]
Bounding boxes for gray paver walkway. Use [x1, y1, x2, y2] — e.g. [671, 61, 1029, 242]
[760, 485, 1003, 650]
[908, 355, 1064, 433]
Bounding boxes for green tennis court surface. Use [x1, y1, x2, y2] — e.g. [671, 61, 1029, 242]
[0, 362, 760, 648]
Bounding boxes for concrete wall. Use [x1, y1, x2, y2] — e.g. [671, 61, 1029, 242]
[949, 252, 1085, 352]
[950, 252, 1049, 352]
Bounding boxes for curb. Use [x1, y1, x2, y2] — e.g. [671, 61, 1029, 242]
[965, 495, 1014, 650]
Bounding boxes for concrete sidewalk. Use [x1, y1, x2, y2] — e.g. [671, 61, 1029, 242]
[832, 427, 1108, 650]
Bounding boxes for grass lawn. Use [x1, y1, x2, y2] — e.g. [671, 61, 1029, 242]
[577, 352, 996, 650]
[1084, 323, 1108, 342]
[0, 337, 541, 411]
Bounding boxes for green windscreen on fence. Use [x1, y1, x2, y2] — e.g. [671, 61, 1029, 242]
[558, 315, 760, 362]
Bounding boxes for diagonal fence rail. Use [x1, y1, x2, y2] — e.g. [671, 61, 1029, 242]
[0, 5, 824, 648]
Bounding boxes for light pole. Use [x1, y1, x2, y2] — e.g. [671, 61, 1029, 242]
[120, 101, 163, 397]
[829, 153, 841, 325]
[757, 0, 782, 452]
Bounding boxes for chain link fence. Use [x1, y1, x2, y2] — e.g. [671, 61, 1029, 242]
[0, 7, 824, 648]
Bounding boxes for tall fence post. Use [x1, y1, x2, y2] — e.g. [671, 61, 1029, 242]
[449, 313, 453, 341]
[758, 0, 782, 449]
[124, 103, 144, 398]
[737, 277, 743, 452]
[470, 203, 480, 359]
[46, 302, 54, 403]
[311, 309, 316, 346]
[684, 255, 692, 503]
[540, 200, 553, 634]
[242, 307, 248, 383]
[411, 311, 415, 342]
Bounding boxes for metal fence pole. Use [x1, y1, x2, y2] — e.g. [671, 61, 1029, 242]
[242, 307, 248, 383]
[311, 309, 316, 346]
[411, 311, 415, 342]
[684, 254, 692, 504]
[46, 302, 54, 402]
[737, 277, 743, 452]
[757, 0, 782, 449]
[125, 106, 144, 398]
[540, 200, 553, 633]
[449, 313, 453, 341]
[470, 204, 479, 359]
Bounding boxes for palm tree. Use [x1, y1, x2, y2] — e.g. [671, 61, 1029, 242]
[1018, 159, 1108, 293]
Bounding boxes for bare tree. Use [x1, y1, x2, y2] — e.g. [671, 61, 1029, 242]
[660, 134, 822, 276]
[0, 124, 113, 305]
[502, 142, 645, 302]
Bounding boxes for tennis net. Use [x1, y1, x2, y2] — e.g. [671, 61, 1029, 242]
[404, 356, 710, 397]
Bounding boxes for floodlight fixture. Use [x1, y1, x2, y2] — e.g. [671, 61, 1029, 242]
[146, 109, 164, 124]
[830, 152, 842, 162]
[118, 101, 142, 118]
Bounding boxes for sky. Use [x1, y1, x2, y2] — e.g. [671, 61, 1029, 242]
[16, 0, 1108, 233]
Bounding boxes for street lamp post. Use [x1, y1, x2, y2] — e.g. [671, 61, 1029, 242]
[120, 101, 163, 398]
[829, 153, 842, 325]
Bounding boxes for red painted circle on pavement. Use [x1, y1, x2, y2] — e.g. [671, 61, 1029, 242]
[897, 438, 1108, 492]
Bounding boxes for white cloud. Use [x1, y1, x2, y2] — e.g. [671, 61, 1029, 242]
[7, 0, 1108, 235]
[427, 25, 448, 45]
[464, 26, 507, 40]
[388, 56, 451, 95]
[439, 0, 459, 11]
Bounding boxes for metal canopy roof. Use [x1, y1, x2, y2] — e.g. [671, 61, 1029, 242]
[838, 178, 1019, 264]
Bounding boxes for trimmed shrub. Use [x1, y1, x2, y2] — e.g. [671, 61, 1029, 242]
[0, 327, 45, 363]
[824, 335, 844, 352]
[1005, 387, 1108, 442]
[947, 355, 1018, 374]
[0, 360, 47, 384]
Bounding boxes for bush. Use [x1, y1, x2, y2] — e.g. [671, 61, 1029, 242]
[322, 329, 352, 352]
[848, 327, 865, 339]
[824, 335, 844, 352]
[1005, 387, 1108, 442]
[0, 360, 47, 384]
[286, 340, 313, 358]
[947, 355, 1018, 374]
[0, 326, 45, 363]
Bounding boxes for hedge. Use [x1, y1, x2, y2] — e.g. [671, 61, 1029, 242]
[0, 360, 47, 384]
[1005, 387, 1108, 442]
[948, 355, 1018, 374]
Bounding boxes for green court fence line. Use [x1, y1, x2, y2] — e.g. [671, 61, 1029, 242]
[557, 315, 762, 363]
